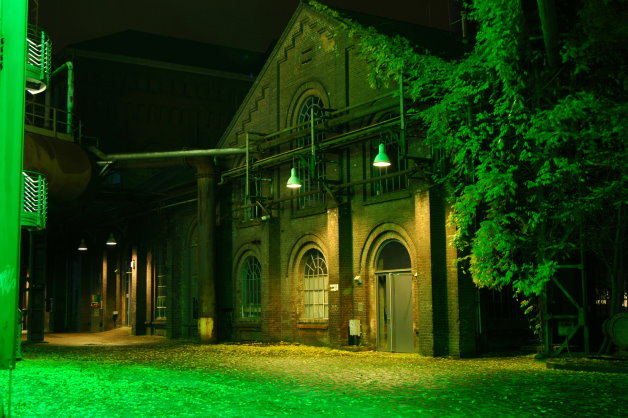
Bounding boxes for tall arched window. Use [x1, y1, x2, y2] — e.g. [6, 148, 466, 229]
[240, 256, 261, 318]
[303, 249, 328, 319]
[296, 95, 325, 147]
[294, 95, 326, 209]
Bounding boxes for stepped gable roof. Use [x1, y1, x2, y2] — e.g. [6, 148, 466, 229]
[217, 1, 466, 148]
[65, 30, 267, 76]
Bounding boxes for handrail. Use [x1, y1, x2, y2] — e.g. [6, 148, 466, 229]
[253, 91, 397, 144]
[24, 100, 81, 141]
[222, 117, 406, 179]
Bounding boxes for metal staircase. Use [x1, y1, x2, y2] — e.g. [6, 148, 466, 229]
[21, 170, 47, 230]
[25, 24, 51, 94]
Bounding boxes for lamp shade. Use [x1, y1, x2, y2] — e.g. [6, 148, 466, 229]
[286, 167, 302, 188]
[106, 233, 117, 246]
[373, 143, 391, 167]
[78, 239, 88, 251]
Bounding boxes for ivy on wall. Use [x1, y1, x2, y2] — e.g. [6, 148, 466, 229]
[311, 0, 627, 309]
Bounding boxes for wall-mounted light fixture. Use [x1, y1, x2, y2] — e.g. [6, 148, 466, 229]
[286, 167, 302, 188]
[106, 233, 117, 246]
[78, 239, 88, 251]
[373, 143, 391, 167]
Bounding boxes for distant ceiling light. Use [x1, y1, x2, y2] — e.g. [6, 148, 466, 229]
[78, 239, 88, 251]
[373, 143, 391, 167]
[106, 233, 117, 246]
[286, 167, 302, 188]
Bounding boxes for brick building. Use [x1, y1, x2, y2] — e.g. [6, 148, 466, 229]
[35, 2, 532, 356]
[214, 2, 477, 356]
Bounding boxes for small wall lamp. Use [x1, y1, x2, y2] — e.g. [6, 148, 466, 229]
[78, 239, 88, 251]
[373, 143, 391, 167]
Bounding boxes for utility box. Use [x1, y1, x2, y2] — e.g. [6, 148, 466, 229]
[349, 319, 361, 346]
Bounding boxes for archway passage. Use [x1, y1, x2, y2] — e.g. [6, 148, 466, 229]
[376, 240, 413, 353]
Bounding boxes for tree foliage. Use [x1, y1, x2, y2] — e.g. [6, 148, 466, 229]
[312, 0, 627, 300]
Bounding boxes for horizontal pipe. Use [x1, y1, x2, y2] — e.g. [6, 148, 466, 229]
[99, 148, 246, 162]
[221, 118, 403, 179]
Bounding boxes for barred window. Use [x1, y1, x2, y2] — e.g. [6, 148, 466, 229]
[370, 129, 408, 196]
[241, 256, 261, 319]
[303, 249, 328, 319]
[156, 273, 167, 320]
[294, 96, 326, 209]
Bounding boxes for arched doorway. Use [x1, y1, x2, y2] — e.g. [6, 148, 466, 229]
[375, 240, 413, 353]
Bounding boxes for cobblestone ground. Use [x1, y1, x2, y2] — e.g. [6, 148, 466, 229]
[2, 339, 626, 417]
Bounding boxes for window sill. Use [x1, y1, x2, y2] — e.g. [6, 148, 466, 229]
[363, 190, 411, 206]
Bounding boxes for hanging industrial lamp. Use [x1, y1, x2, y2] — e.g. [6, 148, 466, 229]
[373, 143, 391, 167]
[106, 233, 117, 246]
[78, 239, 88, 251]
[286, 167, 302, 188]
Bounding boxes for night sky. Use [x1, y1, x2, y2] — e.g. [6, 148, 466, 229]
[39, 0, 451, 53]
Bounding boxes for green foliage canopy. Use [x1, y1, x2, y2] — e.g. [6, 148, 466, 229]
[312, 0, 627, 296]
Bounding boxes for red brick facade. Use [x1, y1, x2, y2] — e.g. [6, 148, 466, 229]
[217, 3, 478, 356]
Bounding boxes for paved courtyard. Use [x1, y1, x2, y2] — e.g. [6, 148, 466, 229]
[1, 329, 625, 417]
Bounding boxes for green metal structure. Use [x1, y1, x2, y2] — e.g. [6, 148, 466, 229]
[25, 23, 51, 94]
[0, 0, 28, 371]
[21, 170, 48, 230]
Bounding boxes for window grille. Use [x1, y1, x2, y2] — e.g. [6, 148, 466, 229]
[241, 256, 261, 318]
[294, 96, 326, 209]
[370, 129, 408, 196]
[156, 273, 167, 320]
[303, 249, 328, 319]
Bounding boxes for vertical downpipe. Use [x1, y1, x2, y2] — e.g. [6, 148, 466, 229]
[51, 61, 74, 134]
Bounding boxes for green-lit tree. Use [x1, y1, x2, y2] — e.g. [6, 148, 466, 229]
[312, 0, 627, 349]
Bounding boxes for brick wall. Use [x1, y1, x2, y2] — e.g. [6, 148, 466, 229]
[215, 6, 477, 355]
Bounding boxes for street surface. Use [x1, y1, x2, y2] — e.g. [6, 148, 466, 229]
[2, 328, 625, 417]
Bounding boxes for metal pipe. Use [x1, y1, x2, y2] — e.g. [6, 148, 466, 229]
[102, 148, 246, 162]
[220, 118, 402, 180]
[51, 61, 74, 135]
[399, 75, 406, 155]
[311, 107, 316, 176]
[245, 133, 250, 204]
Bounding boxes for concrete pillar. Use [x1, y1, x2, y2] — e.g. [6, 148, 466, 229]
[193, 158, 217, 343]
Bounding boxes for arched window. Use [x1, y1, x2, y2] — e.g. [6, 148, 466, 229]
[303, 249, 328, 319]
[296, 95, 325, 147]
[240, 256, 261, 318]
[376, 240, 411, 271]
[294, 95, 326, 209]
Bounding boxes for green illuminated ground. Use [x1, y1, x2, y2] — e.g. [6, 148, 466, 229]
[3, 341, 626, 417]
